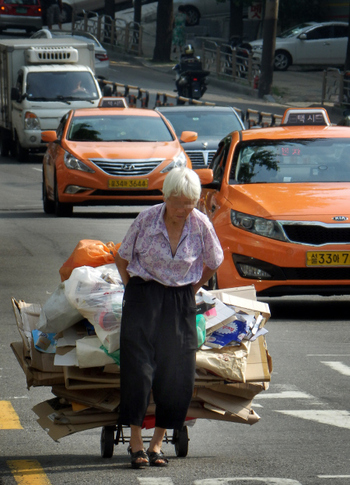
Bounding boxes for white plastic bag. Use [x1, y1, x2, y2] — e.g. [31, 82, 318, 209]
[38, 282, 83, 334]
[64, 264, 124, 352]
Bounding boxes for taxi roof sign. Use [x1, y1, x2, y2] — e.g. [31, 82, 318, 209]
[98, 97, 128, 108]
[282, 107, 331, 126]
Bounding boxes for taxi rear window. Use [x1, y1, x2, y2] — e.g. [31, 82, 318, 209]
[232, 138, 350, 184]
[68, 115, 174, 142]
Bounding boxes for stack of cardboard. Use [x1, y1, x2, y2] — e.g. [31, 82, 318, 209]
[10, 285, 272, 442]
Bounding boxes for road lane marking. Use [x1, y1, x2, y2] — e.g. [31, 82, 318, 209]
[321, 361, 350, 376]
[7, 460, 51, 485]
[318, 476, 350, 479]
[255, 391, 313, 399]
[137, 479, 174, 484]
[32, 168, 42, 172]
[193, 478, 302, 484]
[0, 401, 23, 429]
[276, 410, 350, 429]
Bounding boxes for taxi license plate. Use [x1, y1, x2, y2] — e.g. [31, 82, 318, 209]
[306, 251, 350, 266]
[108, 179, 148, 189]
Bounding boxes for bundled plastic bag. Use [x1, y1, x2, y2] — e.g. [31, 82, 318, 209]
[59, 239, 121, 282]
[38, 282, 83, 334]
[64, 264, 124, 353]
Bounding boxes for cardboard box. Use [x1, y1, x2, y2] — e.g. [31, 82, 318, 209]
[185, 402, 260, 425]
[52, 385, 120, 412]
[195, 388, 253, 421]
[32, 398, 118, 441]
[209, 381, 269, 400]
[245, 336, 272, 382]
[196, 342, 249, 382]
[209, 285, 256, 301]
[11, 298, 42, 358]
[63, 366, 120, 389]
[211, 289, 271, 328]
[11, 342, 65, 388]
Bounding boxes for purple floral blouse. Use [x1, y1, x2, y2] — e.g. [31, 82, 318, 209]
[118, 203, 223, 287]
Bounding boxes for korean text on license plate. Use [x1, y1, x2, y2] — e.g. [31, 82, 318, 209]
[108, 179, 148, 189]
[306, 251, 350, 266]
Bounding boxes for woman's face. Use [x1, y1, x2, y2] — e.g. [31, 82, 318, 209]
[165, 194, 196, 224]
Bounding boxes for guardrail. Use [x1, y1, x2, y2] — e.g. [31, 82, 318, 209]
[199, 39, 260, 88]
[98, 79, 283, 127]
[321, 68, 350, 107]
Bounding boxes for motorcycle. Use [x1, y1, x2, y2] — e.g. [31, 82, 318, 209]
[173, 56, 210, 100]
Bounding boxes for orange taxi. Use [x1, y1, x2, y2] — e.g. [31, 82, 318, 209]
[42, 98, 197, 216]
[199, 108, 350, 297]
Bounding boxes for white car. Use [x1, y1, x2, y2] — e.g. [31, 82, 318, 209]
[249, 21, 349, 71]
[172, 0, 229, 26]
[30, 29, 109, 78]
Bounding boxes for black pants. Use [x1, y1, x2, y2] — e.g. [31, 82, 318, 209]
[119, 277, 197, 430]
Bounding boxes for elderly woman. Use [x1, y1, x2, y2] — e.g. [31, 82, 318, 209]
[115, 167, 223, 468]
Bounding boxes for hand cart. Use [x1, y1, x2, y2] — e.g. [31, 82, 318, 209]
[100, 424, 189, 458]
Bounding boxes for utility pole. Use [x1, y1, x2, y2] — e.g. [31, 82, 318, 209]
[258, 0, 279, 99]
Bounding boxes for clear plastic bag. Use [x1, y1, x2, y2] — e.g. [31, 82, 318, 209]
[64, 264, 124, 352]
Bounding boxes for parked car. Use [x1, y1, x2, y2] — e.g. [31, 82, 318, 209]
[198, 107, 350, 297]
[0, 0, 42, 33]
[58, 0, 131, 22]
[30, 29, 109, 78]
[156, 106, 244, 169]
[41, 100, 198, 216]
[249, 21, 349, 71]
[173, 0, 229, 26]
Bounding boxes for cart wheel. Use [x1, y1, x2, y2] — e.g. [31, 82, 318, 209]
[100, 426, 115, 458]
[173, 426, 189, 457]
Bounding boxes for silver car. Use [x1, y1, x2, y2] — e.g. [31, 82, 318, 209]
[250, 21, 349, 71]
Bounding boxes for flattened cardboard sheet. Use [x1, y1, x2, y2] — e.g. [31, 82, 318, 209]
[52, 385, 120, 412]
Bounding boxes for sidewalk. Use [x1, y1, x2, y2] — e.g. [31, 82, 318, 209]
[112, 4, 345, 123]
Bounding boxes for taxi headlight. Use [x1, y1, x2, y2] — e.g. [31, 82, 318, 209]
[24, 112, 40, 130]
[161, 151, 187, 173]
[64, 152, 95, 173]
[230, 210, 287, 241]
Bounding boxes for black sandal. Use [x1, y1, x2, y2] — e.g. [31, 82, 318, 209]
[147, 450, 169, 467]
[128, 446, 150, 469]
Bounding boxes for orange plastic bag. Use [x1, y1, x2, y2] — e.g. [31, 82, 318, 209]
[59, 239, 121, 282]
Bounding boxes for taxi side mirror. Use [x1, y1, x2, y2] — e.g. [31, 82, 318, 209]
[195, 168, 214, 185]
[180, 131, 198, 143]
[41, 131, 58, 143]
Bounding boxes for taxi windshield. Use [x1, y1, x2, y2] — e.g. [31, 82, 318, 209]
[232, 138, 350, 184]
[68, 115, 174, 142]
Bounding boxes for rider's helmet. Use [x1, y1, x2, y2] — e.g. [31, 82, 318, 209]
[184, 44, 194, 55]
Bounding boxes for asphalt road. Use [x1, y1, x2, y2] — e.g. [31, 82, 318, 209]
[0, 29, 349, 485]
[1, 154, 350, 485]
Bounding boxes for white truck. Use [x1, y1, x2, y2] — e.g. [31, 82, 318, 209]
[0, 38, 103, 161]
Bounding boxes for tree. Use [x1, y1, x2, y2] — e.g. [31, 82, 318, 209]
[104, 0, 116, 43]
[153, 0, 174, 62]
[258, 0, 279, 98]
[344, 1, 350, 72]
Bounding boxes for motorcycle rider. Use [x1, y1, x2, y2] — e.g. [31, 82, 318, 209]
[174, 44, 208, 98]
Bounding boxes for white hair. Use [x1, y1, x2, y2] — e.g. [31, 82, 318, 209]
[162, 168, 201, 201]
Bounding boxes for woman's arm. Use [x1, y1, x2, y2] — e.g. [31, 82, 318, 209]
[115, 252, 130, 287]
[192, 265, 217, 295]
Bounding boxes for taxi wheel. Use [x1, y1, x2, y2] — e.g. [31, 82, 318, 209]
[54, 175, 73, 217]
[42, 171, 55, 214]
[0, 129, 11, 157]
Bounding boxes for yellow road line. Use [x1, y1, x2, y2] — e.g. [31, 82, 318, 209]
[0, 401, 23, 429]
[7, 460, 51, 485]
